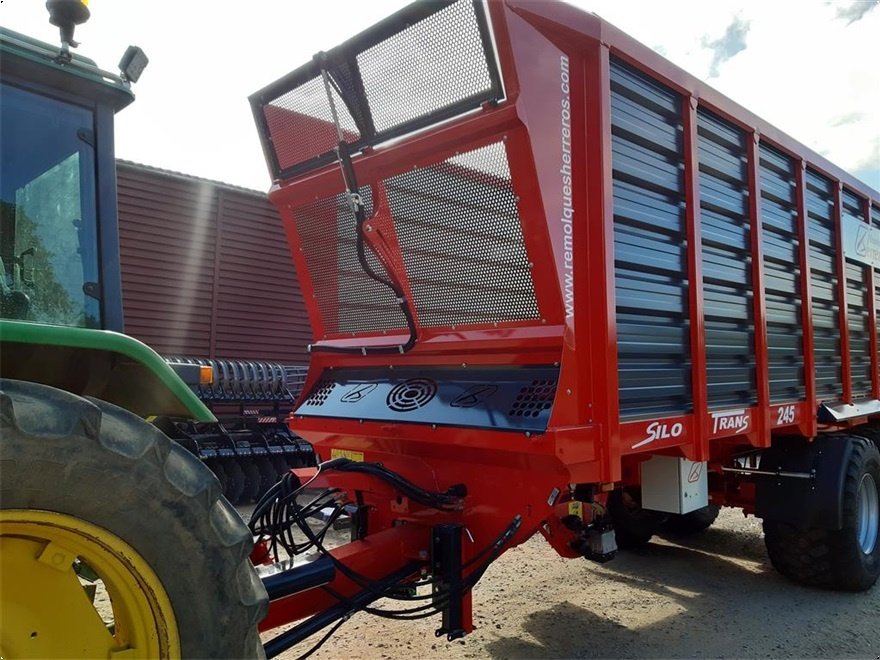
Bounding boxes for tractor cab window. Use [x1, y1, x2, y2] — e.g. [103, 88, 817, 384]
[0, 82, 100, 327]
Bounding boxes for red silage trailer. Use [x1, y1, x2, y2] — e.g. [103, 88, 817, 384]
[247, 0, 879, 653]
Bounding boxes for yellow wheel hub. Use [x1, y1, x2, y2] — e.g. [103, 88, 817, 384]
[0, 510, 180, 659]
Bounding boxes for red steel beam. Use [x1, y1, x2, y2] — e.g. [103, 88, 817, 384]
[684, 96, 709, 461]
[260, 523, 428, 631]
[796, 161, 818, 437]
[834, 183, 853, 403]
[748, 133, 771, 445]
[582, 42, 622, 483]
[865, 199, 879, 399]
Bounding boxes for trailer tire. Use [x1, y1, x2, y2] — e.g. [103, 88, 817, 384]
[662, 505, 721, 535]
[763, 436, 880, 591]
[852, 423, 880, 451]
[607, 486, 666, 548]
[0, 379, 268, 658]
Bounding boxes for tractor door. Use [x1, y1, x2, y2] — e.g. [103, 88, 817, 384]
[0, 27, 133, 332]
[0, 82, 101, 327]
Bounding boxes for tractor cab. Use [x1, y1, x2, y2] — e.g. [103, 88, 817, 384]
[0, 26, 134, 331]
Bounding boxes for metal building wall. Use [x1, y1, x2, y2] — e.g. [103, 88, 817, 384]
[116, 161, 310, 363]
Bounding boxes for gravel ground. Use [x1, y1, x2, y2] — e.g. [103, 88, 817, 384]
[261, 508, 880, 659]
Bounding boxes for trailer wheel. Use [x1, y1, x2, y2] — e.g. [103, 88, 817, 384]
[0, 380, 268, 658]
[662, 505, 721, 535]
[763, 436, 880, 591]
[607, 486, 667, 548]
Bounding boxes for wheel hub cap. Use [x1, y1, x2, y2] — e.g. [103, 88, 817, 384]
[856, 473, 879, 555]
[0, 510, 180, 658]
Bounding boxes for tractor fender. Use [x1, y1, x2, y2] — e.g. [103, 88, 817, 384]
[755, 434, 854, 530]
[0, 319, 215, 422]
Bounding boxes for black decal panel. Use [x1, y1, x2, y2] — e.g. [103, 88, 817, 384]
[297, 366, 559, 432]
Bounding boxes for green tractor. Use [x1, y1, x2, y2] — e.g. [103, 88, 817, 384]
[0, 3, 267, 656]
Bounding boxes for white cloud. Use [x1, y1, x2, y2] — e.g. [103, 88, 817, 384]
[583, 0, 879, 189]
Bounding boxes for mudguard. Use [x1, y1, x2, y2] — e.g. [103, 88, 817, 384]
[755, 434, 853, 529]
[0, 319, 215, 422]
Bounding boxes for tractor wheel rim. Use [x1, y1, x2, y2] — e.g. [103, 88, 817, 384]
[0, 509, 180, 659]
[857, 473, 879, 555]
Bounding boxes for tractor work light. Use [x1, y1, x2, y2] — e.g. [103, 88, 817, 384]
[119, 45, 149, 83]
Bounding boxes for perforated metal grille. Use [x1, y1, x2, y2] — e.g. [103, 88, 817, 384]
[387, 141, 539, 326]
[264, 77, 360, 173]
[253, 0, 502, 180]
[293, 188, 407, 335]
[509, 379, 557, 418]
[293, 141, 538, 335]
[303, 380, 337, 407]
[357, 0, 494, 133]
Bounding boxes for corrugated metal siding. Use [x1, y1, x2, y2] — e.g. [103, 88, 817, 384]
[805, 169, 843, 399]
[841, 189, 871, 397]
[697, 108, 756, 408]
[117, 162, 310, 364]
[610, 58, 692, 420]
[759, 144, 804, 402]
[117, 165, 217, 355]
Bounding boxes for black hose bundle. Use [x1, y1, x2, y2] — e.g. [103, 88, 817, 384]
[253, 458, 520, 658]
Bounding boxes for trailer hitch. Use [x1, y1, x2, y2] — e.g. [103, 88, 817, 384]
[263, 561, 422, 659]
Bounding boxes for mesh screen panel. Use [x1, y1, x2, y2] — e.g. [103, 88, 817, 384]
[388, 141, 539, 326]
[294, 187, 407, 335]
[254, 0, 502, 179]
[264, 76, 360, 173]
[509, 379, 557, 418]
[293, 141, 539, 336]
[357, 0, 494, 133]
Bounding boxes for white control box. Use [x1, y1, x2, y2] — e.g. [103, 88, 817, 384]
[640, 456, 709, 514]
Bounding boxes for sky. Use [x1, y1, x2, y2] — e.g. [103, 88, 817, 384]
[1, 0, 878, 193]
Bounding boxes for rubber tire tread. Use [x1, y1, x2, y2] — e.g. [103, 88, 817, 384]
[852, 423, 880, 451]
[607, 487, 666, 549]
[0, 379, 268, 658]
[762, 436, 880, 591]
[662, 505, 721, 535]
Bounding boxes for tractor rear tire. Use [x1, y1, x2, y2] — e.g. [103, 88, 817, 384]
[763, 436, 880, 591]
[662, 504, 721, 535]
[607, 486, 667, 549]
[0, 379, 268, 658]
